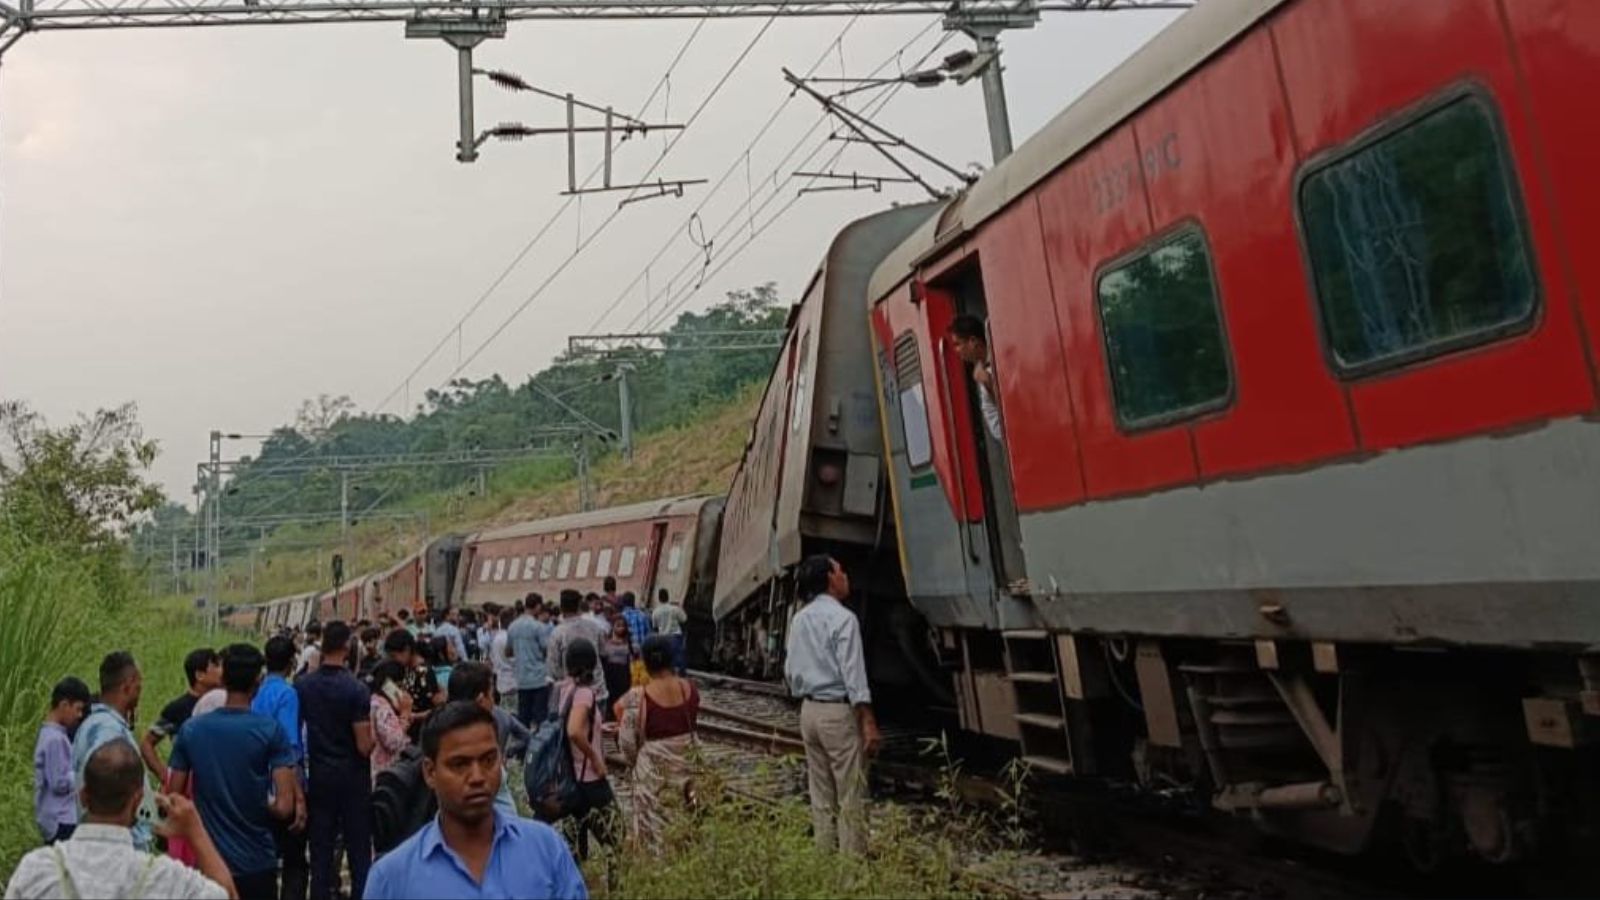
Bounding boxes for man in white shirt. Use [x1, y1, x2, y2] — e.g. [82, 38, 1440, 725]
[6, 740, 235, 900]
[487, 608, 518, 712]
[296, 622, 322, 676]
[949, 314, 1003, 443]
[783, 555, 881, 856]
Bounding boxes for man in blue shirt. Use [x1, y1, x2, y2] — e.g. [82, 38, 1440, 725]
[433, 608, 468, 665]
[296, 621, 375, 900]
[170, 643, 301, 900]
[34, 677, 91, 844]
[253, 635, 309, 900]
[619, 590, 652, 653]
[71, 651, 153, 851]
[363, 702, 586, 900]
[504, 593, 551, 727]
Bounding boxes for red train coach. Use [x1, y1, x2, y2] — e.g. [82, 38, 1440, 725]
[452, 495, 723, 613]
[869, 0, 1600, 864]
[372, 535, 464, 622]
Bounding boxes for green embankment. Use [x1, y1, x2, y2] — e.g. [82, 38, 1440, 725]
[218, 383, 761, 607]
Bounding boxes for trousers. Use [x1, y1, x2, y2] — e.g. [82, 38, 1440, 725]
[308, 773, 371, 900]
[234, 870, 279, 900]
[517, 685, 551, 728]
[273, 812, 308, 900]
[799, 700, 867, 855]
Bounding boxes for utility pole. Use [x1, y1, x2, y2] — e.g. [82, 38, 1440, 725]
[171, 532, 180, 597]
[340, 470, 351, 574]
[207, 430, 222, 635]
[944, 5, 1040, 164]
[616, 362, 634, 463]
[576, 442, 594, 512]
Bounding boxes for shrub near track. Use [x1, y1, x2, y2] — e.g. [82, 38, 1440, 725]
[0, 535, 229, 882]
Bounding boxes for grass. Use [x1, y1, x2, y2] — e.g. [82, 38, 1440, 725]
[574, 752, 1014, 900]
[585, 794, 979, 899]
[0, 534, 235, 882]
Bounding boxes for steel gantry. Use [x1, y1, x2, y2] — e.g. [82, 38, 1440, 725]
[0, 0, 1192, 165]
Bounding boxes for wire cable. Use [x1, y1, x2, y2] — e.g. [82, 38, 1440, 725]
[370, 20, 709, 414]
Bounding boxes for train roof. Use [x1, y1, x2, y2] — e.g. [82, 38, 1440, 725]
[867, 0, 1286, 302]
[468, 494, 721, 544]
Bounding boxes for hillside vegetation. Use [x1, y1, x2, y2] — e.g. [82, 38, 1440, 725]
[129, 284, 784, 606]
[233, 383, 759, 604]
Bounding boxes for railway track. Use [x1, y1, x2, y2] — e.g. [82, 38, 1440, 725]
[682, 673, 1392, 900]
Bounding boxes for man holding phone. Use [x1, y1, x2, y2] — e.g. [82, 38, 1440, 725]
[5, 740, 236, 900]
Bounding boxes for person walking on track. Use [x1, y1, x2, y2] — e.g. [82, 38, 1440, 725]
[783, 554, 881, 856]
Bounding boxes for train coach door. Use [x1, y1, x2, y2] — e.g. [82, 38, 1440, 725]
[641, 521, 669, 601]
[938, 265, 1027, 596]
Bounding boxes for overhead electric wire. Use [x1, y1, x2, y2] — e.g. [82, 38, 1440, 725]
[435, 10, 789, 385]
[592, 20, 943, 335]
[578, 13, 870, 334]
[625, 28, 957, 335]
[371, 20, 710, 415]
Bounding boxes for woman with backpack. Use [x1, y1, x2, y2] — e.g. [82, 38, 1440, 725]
[618, 635, 701, 853]
[557, 638, 617, 860]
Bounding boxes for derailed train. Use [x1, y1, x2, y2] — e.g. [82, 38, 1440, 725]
[240, 0, 1600, 865]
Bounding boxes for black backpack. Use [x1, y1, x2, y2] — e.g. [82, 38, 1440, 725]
[371, 745, 437, 854]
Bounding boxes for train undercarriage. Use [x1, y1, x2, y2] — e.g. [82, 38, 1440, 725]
[702, 539, 952, 710]
[944, 626, 1600, 870]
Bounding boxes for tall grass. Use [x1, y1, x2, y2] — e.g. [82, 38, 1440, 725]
[0, 523, 227, 881]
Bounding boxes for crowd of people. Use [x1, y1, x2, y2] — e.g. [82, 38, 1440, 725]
[8, 559, 879, 900]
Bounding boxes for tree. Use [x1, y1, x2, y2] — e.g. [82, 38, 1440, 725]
[0, 401, 165, 550]
[294, 393, 356, 440]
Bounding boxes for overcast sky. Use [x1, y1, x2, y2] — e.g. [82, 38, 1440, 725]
[0, 6, 1180, 504]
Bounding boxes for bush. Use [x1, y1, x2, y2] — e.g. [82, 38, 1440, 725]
[0, 523, 227, 881]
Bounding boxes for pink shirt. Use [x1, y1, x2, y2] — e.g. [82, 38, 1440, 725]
[370, 696, 410, 783]
[557, 681, 604, 783]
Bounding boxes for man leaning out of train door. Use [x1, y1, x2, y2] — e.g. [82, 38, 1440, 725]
[783, 555, 881, 856]
[949, 314, 1003, 443]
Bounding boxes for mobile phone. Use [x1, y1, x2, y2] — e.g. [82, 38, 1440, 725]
[135, 792, 166, 825]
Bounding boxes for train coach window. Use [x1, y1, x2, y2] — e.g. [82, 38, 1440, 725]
[893, 332, 933, 469]
[492, 558, 507, 582]
[666, 534, 685, 573]
[539, 553, 556, 580]
[575, 549, 592, 579]
[595, 547, 614, 578]
[523, 555, 538, 580]
[557, 551, 573, 580]
[1096, 227, 1230, 428]
[618, 545, 638, 578]
[1299, 94, 1537, 373]
[479, 558, 492, 582]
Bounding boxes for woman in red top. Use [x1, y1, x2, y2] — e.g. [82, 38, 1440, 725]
[619, 634, 700, 852]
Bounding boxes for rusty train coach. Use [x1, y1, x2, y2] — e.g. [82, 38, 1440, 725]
[865, 0, 1600, 866]
[451, 496, 723, 613]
